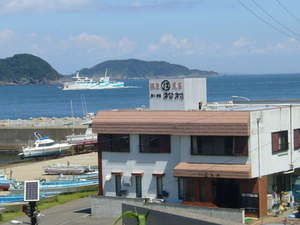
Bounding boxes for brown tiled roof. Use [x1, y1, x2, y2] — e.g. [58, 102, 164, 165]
[92, 110, 250, 136]
[174, 162, 251, 179]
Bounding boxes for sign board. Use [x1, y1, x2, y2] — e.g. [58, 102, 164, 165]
[24, 180, 40, 202]
[149, 78, 207, 110]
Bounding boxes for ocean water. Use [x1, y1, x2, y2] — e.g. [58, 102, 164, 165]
[0, 74, 300, 120]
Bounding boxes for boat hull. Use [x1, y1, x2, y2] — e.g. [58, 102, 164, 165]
[10, 180, 98, 195]
[21, 143, 72, 158]
[63, 81, 125, 90]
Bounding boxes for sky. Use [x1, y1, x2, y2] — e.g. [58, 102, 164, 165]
[1, 0, 300, 74]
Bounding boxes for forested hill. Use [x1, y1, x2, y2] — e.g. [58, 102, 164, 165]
[79, 59, 218, 78]
[0, 54, 61, 85]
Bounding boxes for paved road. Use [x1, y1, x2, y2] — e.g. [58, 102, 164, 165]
[2, 198, 115, 225]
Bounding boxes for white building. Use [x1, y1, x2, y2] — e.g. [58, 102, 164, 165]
[92, 78, 300, 218]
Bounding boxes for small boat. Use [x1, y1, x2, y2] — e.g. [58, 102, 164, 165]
[19, 132, 72, 158]
[43, 163, 92, 175]
[0, 174, 16, 191]
[66, 121, 97, 145]
[73, 171, 98, 180]
[62, 71, 125, 91]
[9, 179, 98, 195]
[0, 192, 59, 205]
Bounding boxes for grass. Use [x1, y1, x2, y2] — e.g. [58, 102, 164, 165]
[0, 186, 98, 224]
[245, 217, 257, 224]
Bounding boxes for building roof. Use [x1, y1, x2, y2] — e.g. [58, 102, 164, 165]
[174, 162, 251, 179]
[92, 110, 250, 136]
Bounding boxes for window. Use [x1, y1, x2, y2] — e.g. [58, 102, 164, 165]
[140, 135, 170, 153]
[135, 176, 142, 198]
[115, 175, 122, 196]
[178, 178, 184, 200]
[294, 129, 300, 150]
[178, 178, 209, 202]
[99, 134, 130, 152]
[156, 176, 163, 198]
[191, 136, 248, 156]
[272, 131, 288, 153]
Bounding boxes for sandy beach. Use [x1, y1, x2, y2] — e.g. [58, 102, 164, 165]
[0, 152, 98, 181]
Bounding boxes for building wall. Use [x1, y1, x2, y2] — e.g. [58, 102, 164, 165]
[102, 134, 251, 203]
[149, 78, 207, 111]
[102, 134, 182, 202]
[250, 106, 300, 178]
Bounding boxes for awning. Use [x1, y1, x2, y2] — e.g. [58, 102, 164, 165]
[131, 172, 144, 176]
[174, 162, 251, 179]
[92, 110, 250, 136]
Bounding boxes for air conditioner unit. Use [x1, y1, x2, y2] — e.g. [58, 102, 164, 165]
[122, 176, 132, 186]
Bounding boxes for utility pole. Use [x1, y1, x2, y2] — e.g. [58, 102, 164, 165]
[23, 180, 40, 225]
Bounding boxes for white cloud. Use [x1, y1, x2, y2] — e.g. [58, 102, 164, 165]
[70, 33, 112, 49]
[129, 0, 202, 10]
[249, 38, 300, 55]
[70, 33, 136, 53]
[0, 0, 92, 13]
[232, 37, 252, 48]
[0, 29, 14, 41]
[148, 34, 193, 54]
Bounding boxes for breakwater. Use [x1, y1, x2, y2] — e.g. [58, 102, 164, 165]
[0, 117, 88, 151]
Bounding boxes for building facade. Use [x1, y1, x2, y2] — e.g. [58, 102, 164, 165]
[92, 78, 300, 218]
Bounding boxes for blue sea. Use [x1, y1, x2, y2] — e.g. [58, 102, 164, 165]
[1, 74, 300, 120]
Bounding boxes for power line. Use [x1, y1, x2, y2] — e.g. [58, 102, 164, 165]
[251, 0, 300, 39]
[275, 0, 300, 26]
[237, 0, 296, 40]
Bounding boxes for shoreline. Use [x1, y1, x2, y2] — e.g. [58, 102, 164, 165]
[0, 152, 98, 181]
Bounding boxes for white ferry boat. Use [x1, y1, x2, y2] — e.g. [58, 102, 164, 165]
[63, 71, 124, 90]
[19, 132, 72, 158]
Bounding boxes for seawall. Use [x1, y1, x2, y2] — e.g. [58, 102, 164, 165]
[0, 117, 89, 151]
[0, 128, 86, 151]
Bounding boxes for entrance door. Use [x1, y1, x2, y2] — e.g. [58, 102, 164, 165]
[215, 179, 240, 208]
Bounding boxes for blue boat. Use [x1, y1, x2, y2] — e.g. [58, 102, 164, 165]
[0, 193, 58, 204]
[9, 179, 98, 195]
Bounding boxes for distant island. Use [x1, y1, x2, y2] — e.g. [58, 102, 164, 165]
[79, 59, 219, 79]
[0, 54, 219, 86]
[0, 54, 61, 85]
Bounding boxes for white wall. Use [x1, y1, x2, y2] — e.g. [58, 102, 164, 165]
[102, 134, 250, 203]
[250, 106, 300, 178]
[102, 134, 182, 203]
[149, 78, 207, 110]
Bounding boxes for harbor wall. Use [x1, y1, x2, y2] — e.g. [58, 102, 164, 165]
[0, 128, 86, 151]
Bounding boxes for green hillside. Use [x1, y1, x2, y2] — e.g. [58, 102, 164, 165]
[79, 59, 218, 78]
[0, 54, 61, 85]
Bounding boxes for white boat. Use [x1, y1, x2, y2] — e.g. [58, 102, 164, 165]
[62, 71, 125, 90]
[19, 132, 72, 158]
[66, 121, 97, 145]
[43, 163, 92, 175]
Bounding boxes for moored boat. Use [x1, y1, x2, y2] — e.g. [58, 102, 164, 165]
[43, 163, 92, 175]
[0, 174, 16, 191]
[66, 121, 97, 145]
[19, 132, 72, 158]
[9, 179, 98, 195]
